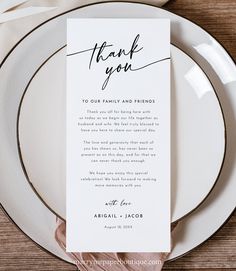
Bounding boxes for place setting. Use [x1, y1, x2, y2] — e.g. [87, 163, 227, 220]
[0, 0, 236, 269]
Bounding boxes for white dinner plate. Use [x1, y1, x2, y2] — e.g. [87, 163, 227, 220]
[17, 43, 225, 223]
[0, 2, 236, 263]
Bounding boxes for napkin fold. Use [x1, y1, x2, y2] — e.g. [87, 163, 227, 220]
[55, 218, 177, 271]
[0, 0, 28, 14]
[0, 6, 57, 23]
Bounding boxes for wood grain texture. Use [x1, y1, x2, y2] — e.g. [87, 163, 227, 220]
[0, 0, 236, 270]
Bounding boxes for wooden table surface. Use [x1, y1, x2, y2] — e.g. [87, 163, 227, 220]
[0, 0, 236, 270]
